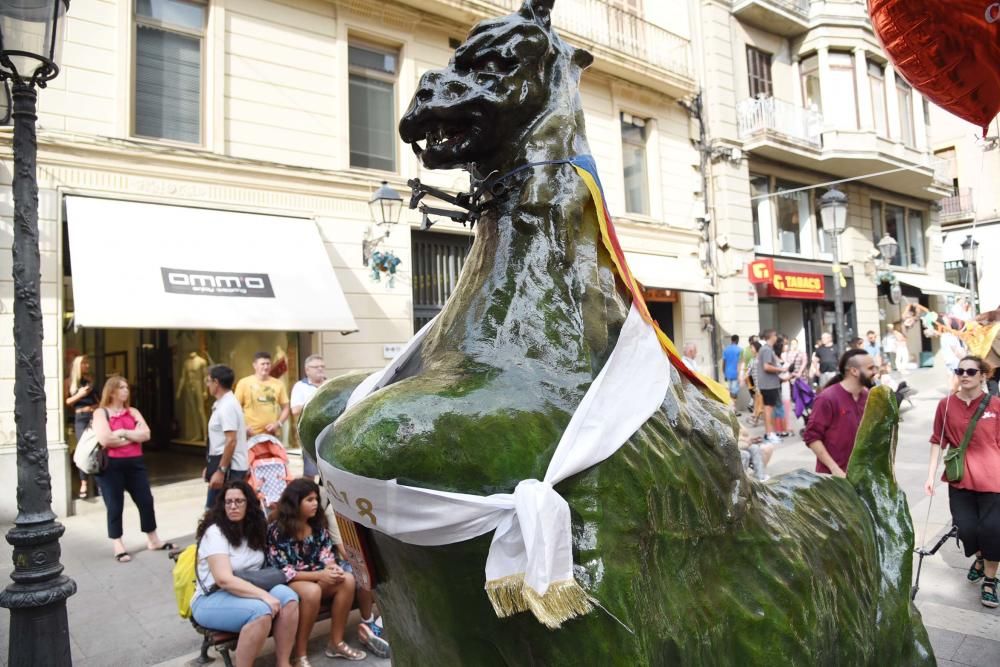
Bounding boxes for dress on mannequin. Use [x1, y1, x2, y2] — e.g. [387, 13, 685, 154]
[176, 351, 208, 443]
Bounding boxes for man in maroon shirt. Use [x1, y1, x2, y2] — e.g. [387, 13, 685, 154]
[803, 349, 877, 477]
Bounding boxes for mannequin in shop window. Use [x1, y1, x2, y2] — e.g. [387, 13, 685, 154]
[177, 351, 209, 443]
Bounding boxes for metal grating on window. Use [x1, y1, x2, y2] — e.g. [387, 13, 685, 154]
[411, 230, 471, 330]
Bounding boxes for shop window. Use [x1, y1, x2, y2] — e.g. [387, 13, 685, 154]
[412, 230, 471, 330]
[872, 200, 926, 268]
[800, 55, 821, 112]
[750, 174, 772, 253]
[896, 78, 915, 147]
[620, 112, 650, 216]
[349, 42, 399, 172]
[827, 52, 858, 130]
[868, 60, 888, 136]
[133, 0, 206, 144]
[746, 46, 773, 99]
[775, 180, 811, 255]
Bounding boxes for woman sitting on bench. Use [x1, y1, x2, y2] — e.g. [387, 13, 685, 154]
[267, 479, 367, 664]
[192, 480, 299, 667]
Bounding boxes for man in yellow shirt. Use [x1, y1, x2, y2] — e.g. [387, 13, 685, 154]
[234, 352, 290, 437]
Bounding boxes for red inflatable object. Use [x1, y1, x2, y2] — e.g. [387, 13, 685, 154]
[868, 0, 1000, 132]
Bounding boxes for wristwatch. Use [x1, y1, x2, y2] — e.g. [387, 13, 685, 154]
[219, 465, 229, 475]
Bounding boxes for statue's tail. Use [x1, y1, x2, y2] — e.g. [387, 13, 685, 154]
[846, 386, 935, 666]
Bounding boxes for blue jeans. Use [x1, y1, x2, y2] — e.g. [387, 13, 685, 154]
[192, 584, 298, 633]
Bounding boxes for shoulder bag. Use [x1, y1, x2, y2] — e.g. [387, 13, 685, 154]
[943, 393, 992, 483]
[72, 408, 110, 475]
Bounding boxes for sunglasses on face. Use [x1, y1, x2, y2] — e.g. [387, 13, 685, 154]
[953, 368, 981, 377]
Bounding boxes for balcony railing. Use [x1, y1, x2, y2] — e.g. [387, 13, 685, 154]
[737, 96, 823, 147]
[735, 0, 810, 17]
[939, 188, 975, 220]
[483, 0, 692, 78]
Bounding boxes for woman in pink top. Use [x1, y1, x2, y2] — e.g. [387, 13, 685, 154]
[924, 356, 1000, 608]
[92, 376, 173, 562]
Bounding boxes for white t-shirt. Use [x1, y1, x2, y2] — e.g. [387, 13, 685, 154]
[940, 332, 964, 367]
[682, 356, 699, 373]
[208, 391, 248, 471]
[193, 524, 265, 602]
[290, 379, 320, 410]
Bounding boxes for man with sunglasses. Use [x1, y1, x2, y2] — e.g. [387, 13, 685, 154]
[925, 356, 1000, 608]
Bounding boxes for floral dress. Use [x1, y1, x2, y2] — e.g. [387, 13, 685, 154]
[266, 523, 338, 582]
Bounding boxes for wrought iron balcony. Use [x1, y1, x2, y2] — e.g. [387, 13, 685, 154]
[939, 188, 975, 222]
[737, 96, 823, 147]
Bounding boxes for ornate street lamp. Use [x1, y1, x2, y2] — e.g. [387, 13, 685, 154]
[961, 234, 980, 315]
[877, 233, 899, 265]
[363, 180, 403, 266]
[0, 2, 76, 666]
[819, 187, 848, 354]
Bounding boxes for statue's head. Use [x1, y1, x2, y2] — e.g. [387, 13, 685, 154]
[399, 0, 593, 173]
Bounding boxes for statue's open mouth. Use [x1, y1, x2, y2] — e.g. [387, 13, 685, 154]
[410, 124, 469, 156]
[400, 105, 491, 168]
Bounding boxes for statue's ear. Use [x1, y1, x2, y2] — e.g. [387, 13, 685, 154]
[519, 0, 555, 28]
[573, 48, 593, 69]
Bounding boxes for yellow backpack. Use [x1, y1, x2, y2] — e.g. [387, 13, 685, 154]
[172, 544, 198, 619]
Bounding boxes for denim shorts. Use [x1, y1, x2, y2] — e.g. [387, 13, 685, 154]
[727, 379, 739, 398]
[192, 584, 298, 633]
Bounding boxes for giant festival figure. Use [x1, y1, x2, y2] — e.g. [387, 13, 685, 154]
[300, 1, 935, 663]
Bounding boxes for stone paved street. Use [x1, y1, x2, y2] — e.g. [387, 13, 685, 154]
[0, 368, 996, 665]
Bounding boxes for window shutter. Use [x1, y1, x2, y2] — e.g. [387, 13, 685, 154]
[134, 24, 201, 143]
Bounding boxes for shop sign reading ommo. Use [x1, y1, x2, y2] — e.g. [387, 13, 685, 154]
[161, 267, 276, 297]
[748, 260, 825, 300]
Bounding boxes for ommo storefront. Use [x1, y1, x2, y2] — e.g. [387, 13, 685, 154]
[55, 195, 359, 510]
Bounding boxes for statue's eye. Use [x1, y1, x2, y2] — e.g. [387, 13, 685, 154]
[475, 56, 514, 74]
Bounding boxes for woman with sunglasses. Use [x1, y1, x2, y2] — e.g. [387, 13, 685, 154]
[192, 480, 299, 667]
[925, 356, 1000, 608]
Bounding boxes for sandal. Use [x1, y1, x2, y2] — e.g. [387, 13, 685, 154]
[968, 557, 986, 584]
[114, 552, 131, 563]
[149, 542, 176, 552]
[325, 641, 367, 661]
[981, 577, 998, 608]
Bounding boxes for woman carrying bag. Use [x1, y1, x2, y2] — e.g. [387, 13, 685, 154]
[65, 354, 98, 498]
[924, 355, 1000, 608]
[91, 375, 173, 562]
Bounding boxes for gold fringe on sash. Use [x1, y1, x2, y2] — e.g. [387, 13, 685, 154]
[485, 574, 594, 629]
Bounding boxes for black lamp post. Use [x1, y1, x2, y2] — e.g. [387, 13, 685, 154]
[0, 2, 76, 666]
[363, 180, 403, 265]
[819, 187, 848, 354]
[961, 234, 979, 315]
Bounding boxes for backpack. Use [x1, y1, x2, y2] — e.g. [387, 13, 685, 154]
[172, 544, 198, 619]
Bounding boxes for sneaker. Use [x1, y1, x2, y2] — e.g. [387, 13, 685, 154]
[764, 433, 782, 445]
[968, 558, 986, 585]
[981, 578, 998, 608]
[358, 618, 391, 659]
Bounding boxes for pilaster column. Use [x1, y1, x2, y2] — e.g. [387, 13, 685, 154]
[853, 48, 873, 132]
[885, 64, 901, 141]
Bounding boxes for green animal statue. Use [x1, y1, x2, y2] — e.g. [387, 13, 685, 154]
[300, 1, 935, 663]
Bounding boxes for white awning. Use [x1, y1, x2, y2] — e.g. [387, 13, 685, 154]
[895, 272, 968, 296]
[65, 197, 357, 332]
[623, 251, 717, 294]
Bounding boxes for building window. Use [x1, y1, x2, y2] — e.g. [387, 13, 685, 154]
[868, 60, 888, 136]
[871, 200, 926, 268]
[620, 112, 649, 215]
[411, 230, 470, 330]
[827, 52, 858, 130]
[896, 78, 915, 147]
[775, 180, 811, 255]
[746, 46, 773, 99]
[750, 174, 771, 253]
[800, 55, 821, 111]
[133, 0, 206, 144]
[349, 42, 399, 172]
[935, 147, 959, 194]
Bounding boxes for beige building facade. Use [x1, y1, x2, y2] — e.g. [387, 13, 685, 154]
[698, 0, 955, 373]
[0, 0, 717, 520]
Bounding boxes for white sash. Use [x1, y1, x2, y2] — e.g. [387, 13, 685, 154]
[315, 303, 670, 627]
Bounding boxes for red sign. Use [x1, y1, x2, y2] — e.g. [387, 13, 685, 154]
[767, 270, 825, 300]
[747, 258, 774, 284]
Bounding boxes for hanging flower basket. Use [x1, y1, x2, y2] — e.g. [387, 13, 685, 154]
[370, 250, 403, 288]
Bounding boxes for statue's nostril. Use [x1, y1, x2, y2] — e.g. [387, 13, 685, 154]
[445, 80, 469, 97]
[416, 88, 433, 103]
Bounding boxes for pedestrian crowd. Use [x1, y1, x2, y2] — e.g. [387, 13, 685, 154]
[66, 350, 390, 666]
